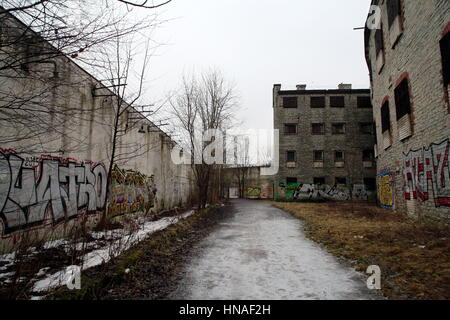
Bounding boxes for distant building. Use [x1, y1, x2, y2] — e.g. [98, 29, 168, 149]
[273, 83, 376, 200]
[364, 0, 450, 221]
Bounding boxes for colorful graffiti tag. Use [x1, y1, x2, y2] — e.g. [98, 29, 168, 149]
[107, 165, 156, 217]
[403, 139, 450, 207]
[0, 150, 107, 235]
[275, 183, 373, 201]
[378, 169, 394, 209]
[245, 184, 274, 199]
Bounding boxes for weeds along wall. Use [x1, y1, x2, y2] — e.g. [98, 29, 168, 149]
[0, 15, 193, 252]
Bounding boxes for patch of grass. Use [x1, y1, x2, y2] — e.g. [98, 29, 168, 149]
[272, 201, 450, 300]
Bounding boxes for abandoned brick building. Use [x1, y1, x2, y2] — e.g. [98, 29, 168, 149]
[364, 0, 450, 221]
[272, 83, 377, 197]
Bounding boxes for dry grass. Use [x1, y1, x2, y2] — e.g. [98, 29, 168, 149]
[272, 201, 450, 300]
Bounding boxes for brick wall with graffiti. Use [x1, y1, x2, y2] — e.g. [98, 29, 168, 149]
[0, 150, 157, 239]
[245, 184, 274, 200]
[402, 139, 450, 207]
[274, 183, 375, 202]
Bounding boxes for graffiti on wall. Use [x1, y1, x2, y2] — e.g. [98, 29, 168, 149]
[245, 184, 274, 199]
[0, 150, 107, 236]
[107, 165, 156, 217]
[275, 183, 374, 202]
[378, 169, 394, 209]
[403, 139, 450, 207]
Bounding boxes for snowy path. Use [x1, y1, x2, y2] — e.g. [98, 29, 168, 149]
[170, 199, 379, 300]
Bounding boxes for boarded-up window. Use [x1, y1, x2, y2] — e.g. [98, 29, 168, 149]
[381, 101, 391, 133]
[283, 97, 298, 108]
[310, 96, 325, 108]
[359, 122, 373, 134]
[357, 96, 372, 108]
[287, 151, 296, 162]
[441, 32, 450, 88]
[332, 123, 346, 134]
[375, 27, 384, 57]
[314, 150, 324, 161]
[394, 78, 411, 120]
[387, 0, 401, 28]
[286, 177, 298, 184]
[330, 96, 345, 108]
[312, 123, 325, 135]
[284, 124, 297, 135]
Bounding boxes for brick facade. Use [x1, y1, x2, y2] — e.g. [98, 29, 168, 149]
[273, 84, 376, 193]
[364, 0, 450, 222]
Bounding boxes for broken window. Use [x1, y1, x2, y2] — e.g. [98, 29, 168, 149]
[357, 96, 372, 108]
[440, 32, 450, 100]
[335, 151, 345, 162]
[284, 124, 297, 135]
[375, 27, 384, 56]
[330, 96, 345, 108]
[363, 149, 374, 161]
[286, 177, 298, 184]
[311, 123, 325, 135]
[314, 150, 324, 162]
[314, 177, 326, 185]
[310, 96, 325, 108]
[364, 178, 377, 191]
[387, 0, 401, 28]
[381, 101, 391, 133]
[394, 78, 411, 120]
[335, 177, 347, 185]
[332, 123, 346, 134]
[286, 151, 296, 162]
[359, 122, 374, 134]
[283, 97, 298, 108]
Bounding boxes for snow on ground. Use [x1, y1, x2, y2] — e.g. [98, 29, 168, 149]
[170, 200, 381, 300]
[0, 209, 196, 296]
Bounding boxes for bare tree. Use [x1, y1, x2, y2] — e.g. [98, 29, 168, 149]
[169, 69, 238, 209]
[0, 0, 170, 152]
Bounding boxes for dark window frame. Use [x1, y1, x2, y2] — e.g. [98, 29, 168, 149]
[440, 32, 450, 92]
[332, 123, 346, 135]
[364, 178, 377, 191]
[381, 101, 391, 133]
[311, 123, 325, 135]
[284, 124, 297, 135]
[375, 25, 385, 58]
[286, 150, 296, 163]
[359, 122, 374, 134]
[310, 96, 325, 108]
[283, 97, 298, 108]
[394, 78, 412, 120]
[313, 150, 324, 162]
[335, 177, 347, 185]
[286, 177, 298, 185]
[363, 149, 374, 161]
[314, 177, 326, 185]
[330, 96, 345, 108]
[335, 151, 345, 162]
[357, 96, 372, 108]
[387, 0, 402, 28]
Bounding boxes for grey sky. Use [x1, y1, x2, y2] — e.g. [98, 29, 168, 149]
[146, 0, 372, 131]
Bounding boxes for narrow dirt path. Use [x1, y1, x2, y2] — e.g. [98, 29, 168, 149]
[170, 199, 380, 300]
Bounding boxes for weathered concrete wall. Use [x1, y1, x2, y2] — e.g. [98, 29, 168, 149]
[0, 14, 193, 251]
[365, 0, 450, 222]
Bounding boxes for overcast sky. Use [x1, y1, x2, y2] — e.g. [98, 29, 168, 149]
[146, 0, 372, 132]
